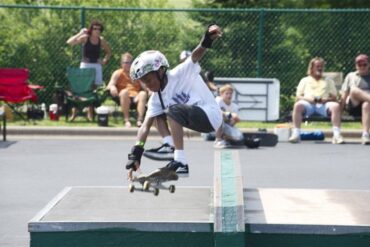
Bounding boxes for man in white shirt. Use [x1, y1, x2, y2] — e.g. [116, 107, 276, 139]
[340, 54, 370, 145]
[126, 24, 223, 179]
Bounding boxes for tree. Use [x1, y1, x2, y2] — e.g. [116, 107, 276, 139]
[0, 0, 196, 105]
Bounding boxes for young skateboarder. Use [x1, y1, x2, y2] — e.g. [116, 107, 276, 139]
[126, 24, 223, 179]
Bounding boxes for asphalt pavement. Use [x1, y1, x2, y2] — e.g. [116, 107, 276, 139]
[0, 127, 369, 247]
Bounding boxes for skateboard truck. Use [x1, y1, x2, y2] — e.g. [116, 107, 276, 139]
[128, 167, 178, 196]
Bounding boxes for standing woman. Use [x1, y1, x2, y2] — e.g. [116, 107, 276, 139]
[67, 20, 112, 121]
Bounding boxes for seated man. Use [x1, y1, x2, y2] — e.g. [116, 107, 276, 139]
[340, 54, 370, 145]
[214, 84, 244, 148]
[289, 57, 344, 144]
[106, 52, 147, 127]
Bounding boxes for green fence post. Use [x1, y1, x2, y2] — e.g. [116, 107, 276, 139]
[80, 7, 86, 58]
[80, 7, 85, 29]
[257, 9, 265, 77]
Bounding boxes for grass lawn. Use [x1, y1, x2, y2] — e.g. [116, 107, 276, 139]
[5, 116, 362, 130]
[5, 117, 128, 128]
[2, 101, 362, 129]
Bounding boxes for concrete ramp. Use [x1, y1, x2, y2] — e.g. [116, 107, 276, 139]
[29, 150, 370, 246]
[29, 186, 213, 247]
[245, 188, 370, 246]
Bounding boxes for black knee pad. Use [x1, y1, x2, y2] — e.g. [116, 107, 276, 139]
[244, 137, 260, 149]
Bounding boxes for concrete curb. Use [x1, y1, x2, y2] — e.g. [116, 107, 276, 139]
[5, 126, 200, 137]
[5, 126, 363, 138]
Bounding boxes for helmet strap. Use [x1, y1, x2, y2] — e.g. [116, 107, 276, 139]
[155, 67, 168, 110]
[156, 67, 168, 91]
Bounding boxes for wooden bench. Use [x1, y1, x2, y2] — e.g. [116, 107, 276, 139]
[284, 113, 361, 123]
[303, 114, 361, 123]
[290, 72, 361, 123]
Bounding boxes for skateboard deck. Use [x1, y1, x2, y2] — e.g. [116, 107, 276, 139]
[243, 132, 278, 147]
[129, 167, 178, 196]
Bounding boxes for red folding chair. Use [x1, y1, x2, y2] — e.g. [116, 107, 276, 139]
[0, 68, 39, 120]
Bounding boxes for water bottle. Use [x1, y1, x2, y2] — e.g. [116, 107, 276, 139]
[41, 103, 47, 119]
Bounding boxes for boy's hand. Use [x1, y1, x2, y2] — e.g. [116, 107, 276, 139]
[200, 24, 222, 48]
[125, 145, 144, 180]
[127, 164, 140, 181]
[208, 25, 222, 40]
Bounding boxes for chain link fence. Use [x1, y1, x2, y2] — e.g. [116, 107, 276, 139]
[1, 5, 370, 119]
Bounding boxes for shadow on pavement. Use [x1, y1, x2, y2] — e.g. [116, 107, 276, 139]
[313, 141, 362, 145]
[0, 141, 17, 149]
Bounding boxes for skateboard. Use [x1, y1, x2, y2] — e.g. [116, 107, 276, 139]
[243, 132, 278, 147]
[128, 167, 178, 196]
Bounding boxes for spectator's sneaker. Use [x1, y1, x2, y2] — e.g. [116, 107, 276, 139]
[332, 134, 345, 144]
[213, 140, 231, 149]
[362, 135, 370, 145]
[143, 143, 174, 161]
[288, 133, 300, 143]
[165, 160, 189, 177]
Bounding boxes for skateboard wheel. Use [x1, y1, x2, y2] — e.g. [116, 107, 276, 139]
[169, 185, 175, 193]
[143, 181, 150, 191]
[153, 188, 159, 196]
[129, 184, 135, 193]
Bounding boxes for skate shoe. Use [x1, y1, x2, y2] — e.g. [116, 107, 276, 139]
[143, 143, 174, 161]
[288, 133, 301, 143]
[362, 135, 370, 145]
[213, 140, 231, 149]
[165, 160, 189, 177]
[332, 134, 345, 144]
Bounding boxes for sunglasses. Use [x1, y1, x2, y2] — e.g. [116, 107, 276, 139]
[122, 61, 132, 64]
[357, 63, 368, 67]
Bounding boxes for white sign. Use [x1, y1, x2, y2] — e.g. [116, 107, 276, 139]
[214, 77, 280, 121]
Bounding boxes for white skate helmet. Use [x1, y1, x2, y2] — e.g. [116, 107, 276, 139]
[130, 50, 169, 80]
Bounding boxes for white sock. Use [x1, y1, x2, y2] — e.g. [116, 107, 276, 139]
[163, 135, 174, 146]
[292, 128, 300, 136]
[174, 150, 187, 165]
[333, 126, 341, 138]
[362, 132, 369, 137]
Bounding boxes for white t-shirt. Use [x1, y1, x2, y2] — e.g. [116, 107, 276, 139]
[215, 96, 239, 113]
[146, 57, 222, 131]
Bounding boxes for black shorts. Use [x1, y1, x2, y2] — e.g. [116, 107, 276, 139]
[165, 104, 214, 133]
[346, 99, 362, 117]
[112, 96, 136, 109]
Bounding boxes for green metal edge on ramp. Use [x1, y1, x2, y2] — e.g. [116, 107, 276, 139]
[214, 150, 245, 247]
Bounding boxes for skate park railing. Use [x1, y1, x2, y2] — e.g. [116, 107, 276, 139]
[29, 150, 370, 247]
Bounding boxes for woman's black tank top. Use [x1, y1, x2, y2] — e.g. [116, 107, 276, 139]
[82, 37, 101, 63]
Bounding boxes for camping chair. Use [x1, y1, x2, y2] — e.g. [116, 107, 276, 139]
[65, 67, 101, 121]
[0, 68, 38, 121]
